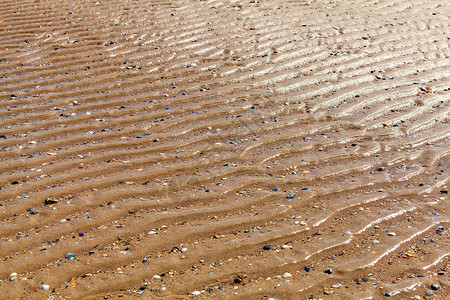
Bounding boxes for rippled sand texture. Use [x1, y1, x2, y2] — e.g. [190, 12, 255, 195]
[1, 0, 449, 299]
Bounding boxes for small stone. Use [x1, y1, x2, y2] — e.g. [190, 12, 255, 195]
[191, 291, 201, 296]
[44, 198, 59, 205]
[148, 230, 157, 235]
[304, 266, 310, 272]
[234, 277, 243, 284]
[263, 245, 272, 250]
[40, 284, 50, 291]
[30, 209, 38, 215]
[285, 194, 295, 199]
[377, 167, 386, 171]
[267, 298, 277, 300]
[282, 272, 292, 278]
[281, 245, 290, 249]
[372, 240, 380, 244]
[384, 292, 392, 297]
[152, 275, 161, 280]
[413, 296, 421, 300]
[153, 138, 159, 142]
[181, 248, 187, 253]
[430, 283, 441, 290]
[425, 290, 433, 296]
[362, 277, 369, 282]
[324, 289, 334, 295]
[65, 252, 76, 260]
[10, 272, 17, 277]
[10, 276, 17, 281]
[387, 232, 396, 236]
[324, 268, 333, 274]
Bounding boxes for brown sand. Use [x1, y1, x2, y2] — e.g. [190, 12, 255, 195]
[0, 0, 449, 299]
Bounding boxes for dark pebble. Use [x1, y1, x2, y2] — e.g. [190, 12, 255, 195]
[377, 167, 386, 171]
[362, 277, 369, 282]
[437, 226, 444, 231]
[263, 245, 272, 250]
[384, 292, 392, 297]
[30, 209, 38, 215]
[439, 190, 448, 194]
[301, 187, 309, 190]
[11, 180, 20, 185]
[285, 194, 295, 199]
[234, 277, 243, 284]
[153, 138, 159, 142]
[324, 268, 333, 274]
[304, 266, 310, 272]
[78, 232, 86, 236]
[273, 188, 280, 191]
[419, 182, 426, 186]
[351, 143, 357, 146]
[0, 134, 6, 139]
[139, 285, 147, 290]
[431, 283, 441, 290]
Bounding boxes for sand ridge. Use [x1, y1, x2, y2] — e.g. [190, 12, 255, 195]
[0, 0, 449, 299]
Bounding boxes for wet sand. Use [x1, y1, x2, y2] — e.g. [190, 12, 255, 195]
[0, 0, 449, 299]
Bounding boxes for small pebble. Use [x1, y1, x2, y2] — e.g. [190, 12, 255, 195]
[430, 283, 441, 290]
[413, 296, 421, 300]
[285, 194, 295, 199]
[304, 266, 310, 272]
[65, 252, 76, 260]
[181, 248, 187, 253]
[10, 276, 17, 281]
[324, 268, 333, 274]
[384, 292, 392, 297]
[372, 240, 380, 244]
[152, 275, 161, 280]
[281, 272, 292, 278]
[153, 138, 159, 142]
[40, 284, 50, 291]
[281, 245, 290, 249]
[377, 167, 386, 171]
[263, 245, 272, 250]
[387, 232, 396, 236]
[425, 290, 433, 296]
[191, 291, 201, 296]
[30, 209, 38, 215]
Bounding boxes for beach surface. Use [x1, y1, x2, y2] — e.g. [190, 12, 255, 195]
[0, 0, 449, 299]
